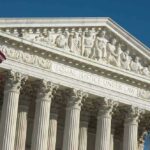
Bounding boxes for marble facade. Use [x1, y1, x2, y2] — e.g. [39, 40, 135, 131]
[0, 18, 149, 150]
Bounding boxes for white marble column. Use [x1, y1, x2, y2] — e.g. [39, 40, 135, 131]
[139, 143, 144, 150]
[62, 89, 88, 150]
[78, 113, 89, 150]
[14, 93, 29, 150]
[0, 71, 27, 150]
[123, 106, 142, 150]
[47, 111, 58, 150]
[95, 99, 117, 150]
[110, 129, 114, 150]
[31, 80, 58, 150]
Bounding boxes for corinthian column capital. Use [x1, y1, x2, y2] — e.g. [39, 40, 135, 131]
[5, 70, 28, 91]
[36, 80, 59, 101]
[125, 106, 144, 123]
[66, 88, 88, 108]
[98, 98, 118, 117]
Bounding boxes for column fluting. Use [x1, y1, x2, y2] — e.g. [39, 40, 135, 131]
[31, 80, 58, 150]
[62, 89, 88, 150]
[110, 129, 114, 150]
[78, 113, 89, 150]
[14, 105, 28, 150]
[0, 70, 27, 150]
[95, 98, 118, 150]
[123, 106, 143, 150]
[47, 112, 58, 150]
[14, 87, 30, 150]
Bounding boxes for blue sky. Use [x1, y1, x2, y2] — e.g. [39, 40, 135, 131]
[145, 135, 150, 150]
[0, 0, 149, 48]
[0, 0, 150, 149]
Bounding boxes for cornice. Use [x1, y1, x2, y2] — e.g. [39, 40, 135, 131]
[0, 17, 109, 27]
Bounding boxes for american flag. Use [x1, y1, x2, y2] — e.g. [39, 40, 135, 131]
[0, 51, 6, 63]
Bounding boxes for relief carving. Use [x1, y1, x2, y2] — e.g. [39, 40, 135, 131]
[95, 30, 108, 61]
[138, 89, 150, 99]
[120, 49, 131, 70]
[82, 30, 96, 58]
[2, 27, 150, 78]
[130, 56, 143, 74]
[0, 45, 52, 70]
[55, 30, 70, 50]
[106, 39, 121, 67]
[11, 27, 149, 78]
[68, 32, 81, 55]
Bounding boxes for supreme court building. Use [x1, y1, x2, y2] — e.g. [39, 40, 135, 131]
[0, 18, 150, 150]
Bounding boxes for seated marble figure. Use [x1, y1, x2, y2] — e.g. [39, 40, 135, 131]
[106, 38, 121, 67]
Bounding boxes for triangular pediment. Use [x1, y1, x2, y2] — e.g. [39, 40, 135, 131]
[0, 18, 150, 80]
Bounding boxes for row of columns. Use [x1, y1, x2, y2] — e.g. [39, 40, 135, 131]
[0, 70, 145, 150]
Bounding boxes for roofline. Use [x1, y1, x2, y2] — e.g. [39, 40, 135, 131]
[106, 18, 150, 53]
[0, 17, 109, 24]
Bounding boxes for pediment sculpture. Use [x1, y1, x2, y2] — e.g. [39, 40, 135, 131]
[2, 27, 150, 78]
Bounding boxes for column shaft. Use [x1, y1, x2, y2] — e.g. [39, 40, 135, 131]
[62, 107, 81, 150]
[62, 89, 87, 150]
[110, 133, 114, 150]
[0, 91, 20, 150]
[123, 106, 141, 150]
[78, 121, 88, 150]
[0, 71, 27, 150]
[47, 113, 58, 150]
[14, 106, 28, 150]
[95, 99, 117, 150]
[31, 81, 57, 150]
[95, 114, 111, 150]
[31, 98, 51, 150]
[123, 121, 138, 150]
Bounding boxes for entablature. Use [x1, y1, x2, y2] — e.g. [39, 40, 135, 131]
[0, 30, 150, 90]
[0, 18, 150, 108]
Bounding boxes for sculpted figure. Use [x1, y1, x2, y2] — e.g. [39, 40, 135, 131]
[82, 30, 96, 58]
[33, 32, 49, 45]
[68, 32, 81, 55]
[47, 29, 57, 46]
[40, 32, 50, 45]
[115, 43, 123, 67]
[22, 29, 36, 41]
[95, 30, 108, 61]
[120, 49, 132, 70]
[33, 33, 43, 42]
[106, 38, 121, 67]
[142, 66, 150, 76]
[55, 31, 70, 50]
[130, 56, 143, 73]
